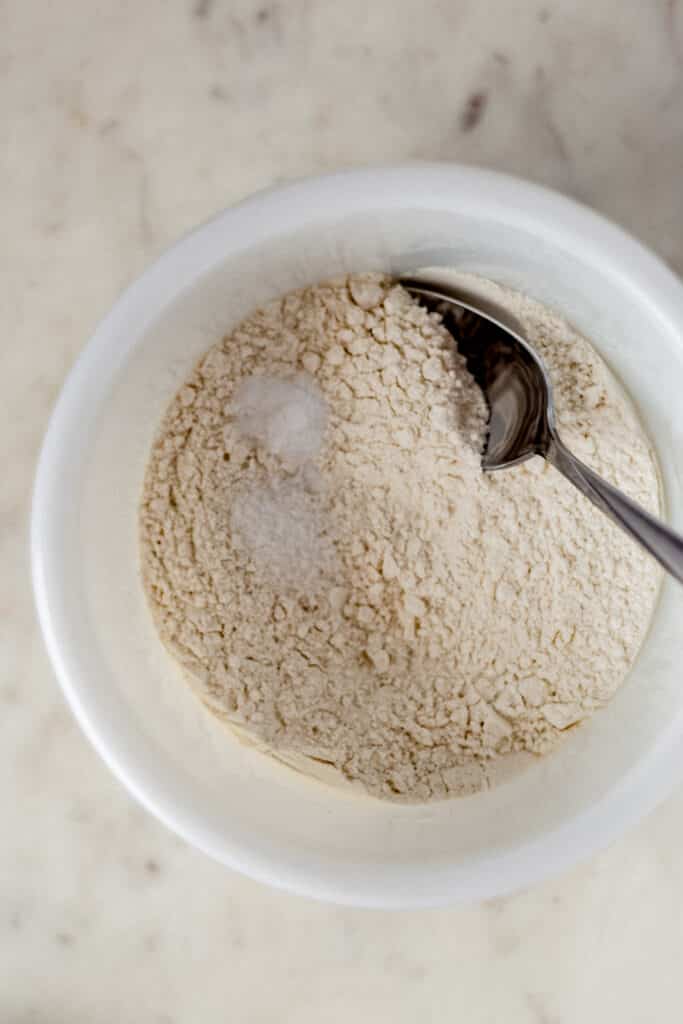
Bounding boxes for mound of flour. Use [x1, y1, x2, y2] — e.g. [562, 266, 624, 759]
[140, 274, 661, 801]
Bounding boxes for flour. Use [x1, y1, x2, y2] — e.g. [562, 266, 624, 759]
[140, 274, 661, 802]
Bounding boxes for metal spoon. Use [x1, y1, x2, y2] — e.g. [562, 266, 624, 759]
[401, 277, 683, 584]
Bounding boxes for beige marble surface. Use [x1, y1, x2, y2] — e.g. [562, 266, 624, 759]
[4, 0, 683, 1019]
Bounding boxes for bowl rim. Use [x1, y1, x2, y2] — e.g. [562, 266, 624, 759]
[31, 163, 683, 908]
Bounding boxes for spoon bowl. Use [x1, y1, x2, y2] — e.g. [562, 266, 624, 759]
[401, 276, 683, 584]
[401, 280, 556, 470]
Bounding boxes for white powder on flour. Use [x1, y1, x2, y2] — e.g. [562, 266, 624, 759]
[231, 475, 331, 591]
[230, 373, 330, 588]
[232, 373, 327, 464]
[140, 273, 661, 802]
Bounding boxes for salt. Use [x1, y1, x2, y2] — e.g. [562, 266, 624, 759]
[232, 372, 327, 463]
[230, 478, 329, 591]
[230, 372, 330, 589]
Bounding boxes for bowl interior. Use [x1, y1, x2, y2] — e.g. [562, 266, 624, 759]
[34, 169, 683, 906]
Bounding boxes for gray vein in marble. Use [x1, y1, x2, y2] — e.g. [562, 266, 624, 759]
[193, 0, 214, 18]
[534, 65, 571, 165]
[526, 992, 563, 1024]
[667, 0, 683, 64]
[460, 89, 489, 132]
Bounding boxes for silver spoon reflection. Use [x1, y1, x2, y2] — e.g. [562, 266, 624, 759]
[401, 277, 683, 585]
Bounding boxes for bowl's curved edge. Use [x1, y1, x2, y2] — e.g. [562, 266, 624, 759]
[31, 162, 683, 908]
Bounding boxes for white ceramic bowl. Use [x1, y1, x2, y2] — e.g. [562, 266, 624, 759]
[32, 165, 683, 908]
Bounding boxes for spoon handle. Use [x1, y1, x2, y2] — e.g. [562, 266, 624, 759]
[545, 434, 683, 584]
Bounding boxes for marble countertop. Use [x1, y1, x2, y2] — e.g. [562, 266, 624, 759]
[4, 0, 683, 1019]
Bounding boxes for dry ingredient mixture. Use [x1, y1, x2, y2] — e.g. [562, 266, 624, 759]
[140, 274, 661, 801]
